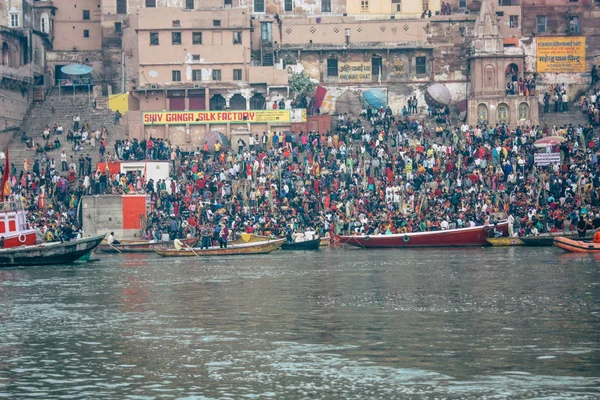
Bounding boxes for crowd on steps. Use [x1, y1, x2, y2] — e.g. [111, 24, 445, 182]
[4, 91, 600, 243]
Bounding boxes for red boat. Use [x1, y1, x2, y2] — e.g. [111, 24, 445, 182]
[0, 201, 37, 248]
[339, 221, 509, 248]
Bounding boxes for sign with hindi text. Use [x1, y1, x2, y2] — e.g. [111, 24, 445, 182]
[142, 110, 292, 125]
[534, 152, 561, 166]
[338, 62, 372, 82]
[536, 37, 586, 73]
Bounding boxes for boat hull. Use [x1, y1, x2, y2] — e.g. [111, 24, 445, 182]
[319, 236, 331, 247]
[486, 237, 524, 246]
[339, 222, 509, 248]
[281, 238, 321, 250]
[97, 238, 197, 253]
[0, 235, 106, 267]
[553, 237, 600, 253]
[155, 238, 285, 257]
[520, 233, 581, 247]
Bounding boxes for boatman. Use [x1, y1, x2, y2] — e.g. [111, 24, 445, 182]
[107, 232, 120, 245]
[174, 237, 184, 250]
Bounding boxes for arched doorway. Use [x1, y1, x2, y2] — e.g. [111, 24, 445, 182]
[477, 104, 488, 124]
[497, 103, 509, 124]
[506, 63, 518, 82]
[209, 94, 226, 110]
[519, 102, 529, 121]
[1, 42, 9, 66]
[250, 93, 266, 110]
[229, 94, 246, 110]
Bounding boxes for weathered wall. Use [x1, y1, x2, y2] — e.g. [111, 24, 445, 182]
[82, 195, 145, 239]
[0, 87, 31, 132]
[52, 0, 102, 51]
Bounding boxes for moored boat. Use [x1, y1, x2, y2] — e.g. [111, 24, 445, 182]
[97, 237, 197, 253]
[554, 236, 600, 253]
[155, 237, 285, 257]
[281, 238, 321, 251]
[339, 221, 508, 248]
[0, 234, 106, 267]
[519, 232, 583, 247]
[486, 237, 524, 246]
[319, 235, 331, 247]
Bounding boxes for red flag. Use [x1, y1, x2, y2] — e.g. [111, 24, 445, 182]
[1, 147, 9, 201]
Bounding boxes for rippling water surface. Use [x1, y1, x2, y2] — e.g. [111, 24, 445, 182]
[0, 247, 599, 399]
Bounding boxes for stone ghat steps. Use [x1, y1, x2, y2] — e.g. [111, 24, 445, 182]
[538, 108, 589, 129]
[8, 92, 123, 172]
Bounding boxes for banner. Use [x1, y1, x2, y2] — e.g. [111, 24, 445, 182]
[290, 109, 307, 123]
[338, 62, 372, 82]
[536, 37, 586, 73]
[143, 110, 291, 125]
[534, 152, 561, 166]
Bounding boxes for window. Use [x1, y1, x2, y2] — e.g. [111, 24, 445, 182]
[224, 0, 232, 5]
[212, 70, 222, 81]
[327, 58, 338, 77]
[361, 1, 369, 11]
[322, 0, 331, 12]
[192, 70, 202, 81]
[233, 69, 242, 81]
[146, 0, 156, 7]
[459, 0, 467, 8]
[569, 16, 580, 34]
[41, 14, 49, 33]
[509, 15, 518, 28]
[115, 22, 122, 33]
[192, 32, 203, 44]
[254, 0, 265, 13]
[498, 0, 512, 5]
[150, 32, 159, 45]
[172, 20, 181, 28]
[192, 54, 200, 61]
[83, 10, 90, 20]
[233, 32, 242, 44]
[416, 56, 426, 74]
[285, 0, 293, 12]
[172, 70, 181, 82]
[172, 32, 182, 45]
[117, 0, 127, 14]
[186, 0, 195, 9]
[9, 13, 19, 27]
[213, 20, 221, 27]
[496, 11, 504, 17]
[536, 16, 547, 33]
[83, 29, 90, 38]
[392, 0, 401, 12]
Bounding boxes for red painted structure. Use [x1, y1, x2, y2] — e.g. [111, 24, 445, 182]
[339, 221, 509, 248]
[0, 204, 37, 248]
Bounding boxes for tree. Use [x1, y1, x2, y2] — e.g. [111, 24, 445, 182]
[289, 73, 315, 99]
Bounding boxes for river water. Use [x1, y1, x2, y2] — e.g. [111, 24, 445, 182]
[0, 247, 598, 399]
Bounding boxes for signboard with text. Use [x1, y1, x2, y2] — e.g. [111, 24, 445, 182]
[142, 110, 292, 125]
[534, 152, 561, 166]
[338, 62, 372, 82]
[536, 37, 586, 73]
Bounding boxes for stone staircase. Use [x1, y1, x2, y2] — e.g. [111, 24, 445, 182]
[538, 106, 589, 129]
[6, 89, 125, 172]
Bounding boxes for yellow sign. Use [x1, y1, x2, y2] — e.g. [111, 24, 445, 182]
[338, 62, 372, 82]
[536, 37, 586, 73]
[142, 110, 291, 125]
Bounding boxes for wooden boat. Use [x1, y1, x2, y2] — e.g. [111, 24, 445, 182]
[554, 236, 600, 253]
[0, 234, 106, 267]
[155, 237, 285, 257]
[519, 232, 581, 247]
[0, 201, 37, 248]
[339, 221, 509, 248]
[486, 237, 524, 246]
[96, 237, 197, 253]
[319, 235, 331, 247]
[281, 238, 321, 251]
[229, 233, 274, 245]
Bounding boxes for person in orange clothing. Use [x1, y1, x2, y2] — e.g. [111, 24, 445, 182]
[593, 228, 600, 243]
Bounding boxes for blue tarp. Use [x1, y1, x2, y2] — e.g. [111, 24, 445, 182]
[61, 64, 93, 75]
[363, 89, 387, 109]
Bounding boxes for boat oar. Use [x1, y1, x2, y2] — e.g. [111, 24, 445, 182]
[108, 242, 122, 253]
[185, 242, 200, 258]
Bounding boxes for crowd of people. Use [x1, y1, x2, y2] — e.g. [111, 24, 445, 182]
[5, 80, 600, 245]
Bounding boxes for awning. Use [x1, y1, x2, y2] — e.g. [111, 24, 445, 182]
[61, 64, 93, 75]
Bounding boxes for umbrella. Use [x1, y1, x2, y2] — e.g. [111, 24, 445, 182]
[425, 83, 451, 107]
[533, 136, 566, 148]
[204, 131, 230, 153]
[61, 64, 93, 75]
[363, 89, 387, 109]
